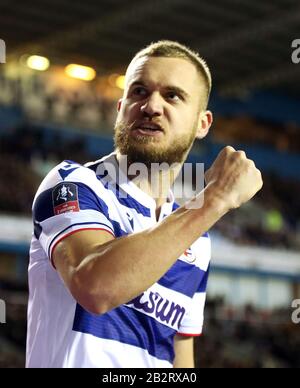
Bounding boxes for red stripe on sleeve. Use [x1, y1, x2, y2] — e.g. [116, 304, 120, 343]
[177, 332, 202, 337]
[50, 227, 115, 269]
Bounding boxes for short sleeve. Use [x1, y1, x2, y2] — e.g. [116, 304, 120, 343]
[177, 265, 210, 337]
[33, 174, 115, 264]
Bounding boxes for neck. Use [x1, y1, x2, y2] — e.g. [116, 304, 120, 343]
[115, 150, 183, 209]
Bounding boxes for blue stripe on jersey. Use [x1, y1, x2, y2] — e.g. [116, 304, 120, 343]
[172, 202, 180, 211]
[78, 183, 126, 236]
[58, 160, 81, 180]
[75, 183, 128, 238]
[73, 304, 176, 363]
[87, 162, 102, 175]
[33, 182, 128, 236]
[34, 221, 42, 240]
[33, 187, 55, 223]
[58, 167, 80, 180]
[158, 260, 207, 298]
[100, 179, 151, 217]
[33, 182, 110, 223]
[197, 264, 210, 293]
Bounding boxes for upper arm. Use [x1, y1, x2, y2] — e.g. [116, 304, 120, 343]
[31, 163, 119, 312]
[173, 334, 195, 368]
[52, 229, 115, 311]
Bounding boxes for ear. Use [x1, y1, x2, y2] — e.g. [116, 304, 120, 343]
[117, 99, 122, 112]
[196, 110, 213, 139]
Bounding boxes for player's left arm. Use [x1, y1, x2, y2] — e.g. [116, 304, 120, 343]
[173, 335, 195, 368]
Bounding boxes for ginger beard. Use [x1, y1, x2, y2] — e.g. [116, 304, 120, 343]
[114, 120, 198, 167]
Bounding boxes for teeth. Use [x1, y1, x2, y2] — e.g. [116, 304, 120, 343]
[139, 125, 161, 131]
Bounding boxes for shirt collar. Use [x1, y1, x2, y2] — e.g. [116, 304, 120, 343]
[97, 152, 176, 216]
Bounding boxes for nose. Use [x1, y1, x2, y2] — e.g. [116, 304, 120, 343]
[140, 92, 163, 118]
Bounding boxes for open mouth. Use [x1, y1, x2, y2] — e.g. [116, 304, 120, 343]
[132, 122, 164, 136]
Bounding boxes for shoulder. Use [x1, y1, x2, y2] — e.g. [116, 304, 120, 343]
[34, 151, 119, 199]
[32, 154, 117, 218]
[33, 160, 98, 203]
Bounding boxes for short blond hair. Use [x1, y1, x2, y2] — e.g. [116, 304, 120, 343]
[129, 40, 212, 107]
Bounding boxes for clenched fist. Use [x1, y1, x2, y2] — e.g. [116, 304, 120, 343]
[205, 146, 263, 211]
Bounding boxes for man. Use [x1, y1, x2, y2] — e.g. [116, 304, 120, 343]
[26, 40, 263, 368]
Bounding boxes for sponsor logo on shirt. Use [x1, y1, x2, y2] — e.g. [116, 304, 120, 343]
[52, 183, 80, 215]
[125, 290, 186, 330]
[183, 247, 197, 263]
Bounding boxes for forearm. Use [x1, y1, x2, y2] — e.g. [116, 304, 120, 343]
[173, 336, 195, 368]
[71, 182, 227, 313]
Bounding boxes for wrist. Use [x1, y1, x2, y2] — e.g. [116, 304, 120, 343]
[203, 181, 230, 218]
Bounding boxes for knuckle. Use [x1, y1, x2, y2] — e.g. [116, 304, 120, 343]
[247, 159, 255, 169]
[231, 151, 244, 163]
[224, 146, 235, 154]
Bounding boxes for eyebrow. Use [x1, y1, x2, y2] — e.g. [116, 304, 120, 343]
[164, 86, 190, 100]
[129, 81, 190, 100]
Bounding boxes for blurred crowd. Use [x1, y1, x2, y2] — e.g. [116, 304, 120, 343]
[0, 124, 90, 214]
[1, 68, 300, 152]
[0, 280, 27, 368]
[196, 297, 300, 368]
[215, 173, 300, 250]
[0, 68, 118, 133]
[213, 116, 300, 153]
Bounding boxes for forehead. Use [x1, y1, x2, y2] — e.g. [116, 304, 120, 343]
[126, 56, 201, 93]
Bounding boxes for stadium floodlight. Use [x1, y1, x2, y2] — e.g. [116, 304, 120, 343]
[115, 75, 125, 90]
[27, 55, 50, 71]
[65, 64, 96, 81]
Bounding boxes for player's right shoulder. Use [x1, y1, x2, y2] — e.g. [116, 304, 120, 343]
[33, 160, 98, 203]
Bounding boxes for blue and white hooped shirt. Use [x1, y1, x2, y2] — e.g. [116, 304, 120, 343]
[26, 152, 211, 368]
